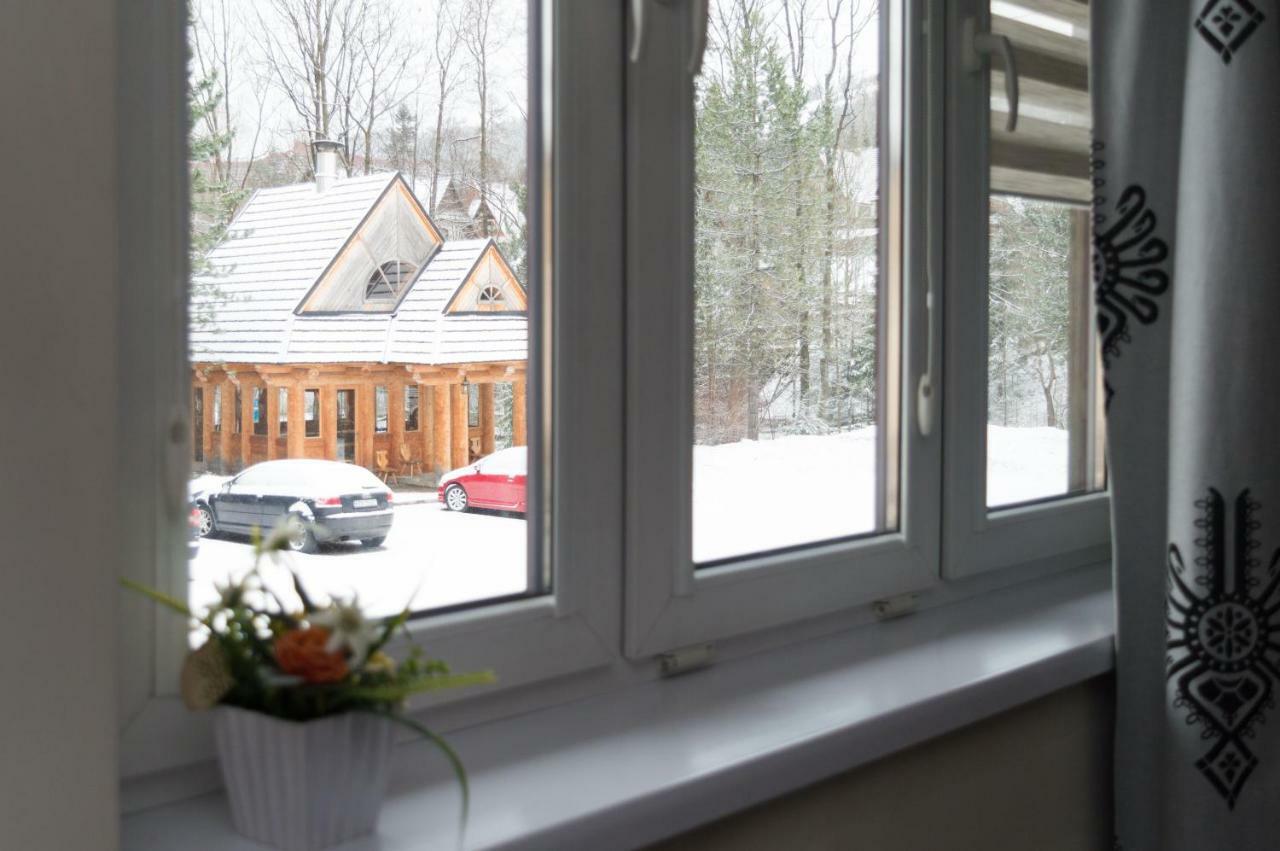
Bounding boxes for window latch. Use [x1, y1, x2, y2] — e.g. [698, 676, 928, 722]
[659, 643, 715, 677]
[872, 593, 919, 621]
[962, 17, 1019, 132]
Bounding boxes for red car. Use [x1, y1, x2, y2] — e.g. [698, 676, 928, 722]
[438, 447, 527, 514]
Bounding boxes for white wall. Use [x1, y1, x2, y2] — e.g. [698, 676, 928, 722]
[652, 677, 1114, 851]
[0, 1, 120, 849]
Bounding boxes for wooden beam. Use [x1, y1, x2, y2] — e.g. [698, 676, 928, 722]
[201, 384, 215, 467]
[266, 384, 280, 460]
[479, 383, 495, 455]
[389, 382, 405, 467]
[287, 383, 305, 459]
[433, 383, 452, 475]
[512, 378, 527, 446]
[355, 383, 374, 469]
[420, 384, 435, 478]
[321, 386, 338, 461]
[451, 383, 469, 468]
[239, 382, 254, 470]
[218, 380, 234, 473]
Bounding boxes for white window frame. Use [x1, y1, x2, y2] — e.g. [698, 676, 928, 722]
[940, 0, 1110, 581]
[623, 0, 943, 657]
[116, 0, 627, 780]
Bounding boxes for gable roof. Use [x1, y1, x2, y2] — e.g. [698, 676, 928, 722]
[190, 172, 527, 367]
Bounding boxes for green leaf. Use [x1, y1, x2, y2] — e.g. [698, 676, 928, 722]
[120, 577, 193, 617]
[342, 671, 495, 703]
[375, 710, 473, 839]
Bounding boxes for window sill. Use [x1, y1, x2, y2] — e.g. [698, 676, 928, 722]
[121, 565, 1113, 851]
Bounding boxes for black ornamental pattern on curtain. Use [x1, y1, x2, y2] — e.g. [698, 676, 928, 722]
[1195, 0, 1266, 63]
[1091, 143, 1171, 405]
[1166, 488, 1280, 809]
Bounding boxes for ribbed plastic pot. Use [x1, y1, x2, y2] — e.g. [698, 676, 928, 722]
[213, 706, 394, 851]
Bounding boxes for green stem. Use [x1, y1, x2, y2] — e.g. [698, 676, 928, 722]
[374, 710, 471, 843]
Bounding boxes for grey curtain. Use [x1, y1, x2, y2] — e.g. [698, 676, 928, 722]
[1093, 1, 1280, 848]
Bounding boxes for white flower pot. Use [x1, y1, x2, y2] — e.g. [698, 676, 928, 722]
[213, 706, 394, 851]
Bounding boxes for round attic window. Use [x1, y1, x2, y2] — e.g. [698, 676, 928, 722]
[478, 285, 504, 305]
[366, 260, 417, 300]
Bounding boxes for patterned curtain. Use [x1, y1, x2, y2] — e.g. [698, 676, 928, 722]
[1094, 2, 1280, 848]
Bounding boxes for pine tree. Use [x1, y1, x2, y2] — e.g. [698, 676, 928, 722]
[190, 70, 247, 328]
[383, 103, 418, 179]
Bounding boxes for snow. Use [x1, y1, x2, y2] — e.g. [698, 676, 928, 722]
[187, 426, 1075, 622]
[693, 425, 1073, 563]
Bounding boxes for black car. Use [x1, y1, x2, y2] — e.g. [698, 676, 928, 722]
[198, 460, 394, 553]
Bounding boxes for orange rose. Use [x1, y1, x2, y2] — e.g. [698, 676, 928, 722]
[274, 627, 349, 684]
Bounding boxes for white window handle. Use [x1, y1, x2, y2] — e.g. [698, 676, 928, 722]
[629, 0, 711, 75]
[962, 18, 1019, 132]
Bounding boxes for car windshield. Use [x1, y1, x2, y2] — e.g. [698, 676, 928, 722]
[242, 462, 386, 493]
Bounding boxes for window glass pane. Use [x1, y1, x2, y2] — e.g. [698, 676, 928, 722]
[305, 389, 319, 437]
[374, 386, 388, 434]
[186, 0, 537, 618]
[986, 196, 1104, 507]
[404, 384, 420, 431]
[984, 0, 1102, 509]
[693, 0, 888, 563]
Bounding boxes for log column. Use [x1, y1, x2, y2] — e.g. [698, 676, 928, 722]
[239, 380, 254, 469]
[420, 384, 435, 477]
[200, 381, 215, 466]
[356, 383, 374, 469]
[480, 382, 495, 455]
[266, 384, 280, 460]
[512, 377, 527, 447]
[433, 383, 452, 475]
[321, 386, 338, 461]
[389, 382, 405, 469]
[452, 383, 469, 468]
[218, 378, 235, 473]
[287, 383, 305, 459]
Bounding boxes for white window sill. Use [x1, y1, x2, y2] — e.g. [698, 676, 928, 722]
[121, 565, 1114, 851]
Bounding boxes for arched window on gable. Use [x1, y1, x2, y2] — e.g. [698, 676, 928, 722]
[478, 285, 505, 306]
[365, 260, 417, 302]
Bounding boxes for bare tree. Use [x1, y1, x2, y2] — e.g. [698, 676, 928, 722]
[346, 0, 416, 174]
[428, 0, 465, 215]
[461, 0, 509, 236]
[257, 0, 366, 173]
[190, 0, 266, 188]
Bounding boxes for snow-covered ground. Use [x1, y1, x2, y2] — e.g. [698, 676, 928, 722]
[693, 425, 1071, 562]
[188, 425, 1072, 618]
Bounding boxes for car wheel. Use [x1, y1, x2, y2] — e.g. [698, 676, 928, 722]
[361, 536, 386, 548]
[444, 483, 469, 512]
[195, 504, 215, 537]
[287, 516, 319, 554]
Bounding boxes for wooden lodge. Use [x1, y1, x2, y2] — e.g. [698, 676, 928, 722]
[190, 153, 527, 481]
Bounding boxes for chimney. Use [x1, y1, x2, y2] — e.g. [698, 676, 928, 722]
[313, 139, 344, 193]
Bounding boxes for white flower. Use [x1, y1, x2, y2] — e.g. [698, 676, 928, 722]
[254, 515, 304, 564]
[310, 597, 380, 662]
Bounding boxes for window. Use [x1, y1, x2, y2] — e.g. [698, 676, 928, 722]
[193, 387, 204, 463]
[252, 387, 267, 436]
[278, 387, 289, 436]
[374, 386, 388, 434]
[213, 385, 221, 433]
[467, 382, 480, 428]
[366, 260, 418, 301]
[479, 285, 504, 305]
[304, 389, 320, 437]
[941, 0, 1108, 579]
[234, 387, 242, 434]
[405, 385, 420, 432]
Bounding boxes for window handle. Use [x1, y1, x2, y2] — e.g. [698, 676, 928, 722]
[962, 18, 1019, 132]
[629, 0, 709, 74]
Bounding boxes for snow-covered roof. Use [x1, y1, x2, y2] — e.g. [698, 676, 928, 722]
[191, 171, 527, 367]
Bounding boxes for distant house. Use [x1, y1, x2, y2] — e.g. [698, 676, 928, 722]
[190, 145, 527, 479]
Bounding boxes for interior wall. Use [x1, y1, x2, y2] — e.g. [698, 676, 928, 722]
[0, 1, 120, 849]
[650, 676, 1115, 851]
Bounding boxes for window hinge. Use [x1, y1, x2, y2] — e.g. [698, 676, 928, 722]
[659, 643, 716, 677]
[872, 593, 919, 622]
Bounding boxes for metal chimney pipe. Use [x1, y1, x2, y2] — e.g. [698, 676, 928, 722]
[313, 139, 344, 193]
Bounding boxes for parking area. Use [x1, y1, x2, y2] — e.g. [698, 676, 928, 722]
[189, 499, 529, 618]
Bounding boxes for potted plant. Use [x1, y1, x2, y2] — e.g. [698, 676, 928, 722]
[125, 518, 494, 851]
